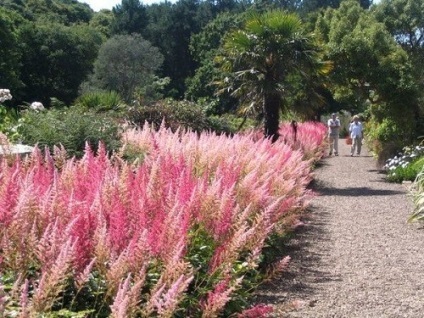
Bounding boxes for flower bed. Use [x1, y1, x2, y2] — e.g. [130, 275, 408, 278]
[0, 123, 326, 317]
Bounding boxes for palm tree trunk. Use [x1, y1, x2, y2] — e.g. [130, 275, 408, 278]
[264, 93, 281, 143]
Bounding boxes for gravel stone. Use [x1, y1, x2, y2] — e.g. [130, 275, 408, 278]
[254, 139, 424, 317]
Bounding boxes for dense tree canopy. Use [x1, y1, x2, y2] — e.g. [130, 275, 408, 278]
[112, 0, 148, 34]
[186, 12, 243, 104]
[0, 7, 23, 93]
[18, 21, 103, 106]
[315, 0, 420, 157]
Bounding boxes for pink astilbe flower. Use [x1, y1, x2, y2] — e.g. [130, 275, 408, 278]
[237, 304, 274, 317]
[0, 119, 323, 316]
[208, 225, 254, 275]
[0, 161, 22, 226]
[279, 121, 327, 161]
[75, 257, 96, 290]
[110, 274, 131, 318]
[263, 255, 291, 282]
[145, 253, 194, 316]
[106, 247, 132, 296]
[31, 238, 77, 312]
[19, 279, 30, 318]
[35, 219, 63, 272]
[201, 276, 243, 318]
[92, 223, 112, 276]
[149, 274, 194, 317]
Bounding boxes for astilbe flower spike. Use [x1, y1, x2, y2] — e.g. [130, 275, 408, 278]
[110, 274, 132, 318]
[236, 304, 274, 317]
[201, 276, 243, 318]
[31, 238, 77, 312]
[19, 279, 30, 318]
[151, 274, 194, 317]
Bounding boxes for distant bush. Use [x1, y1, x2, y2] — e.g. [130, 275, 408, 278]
[18, 107, 121, 158]
[126, 99, 239, 135]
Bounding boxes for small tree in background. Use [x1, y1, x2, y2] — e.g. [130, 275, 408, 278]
[89, 34, 164, 103]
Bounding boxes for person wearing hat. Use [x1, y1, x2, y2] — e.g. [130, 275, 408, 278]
[349, 115, 363, 156]
[327, 113, 341, 156]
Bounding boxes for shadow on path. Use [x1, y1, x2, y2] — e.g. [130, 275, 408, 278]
[316, 186, 404, 196]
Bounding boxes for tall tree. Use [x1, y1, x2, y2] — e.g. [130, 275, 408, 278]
[215, 10, 331, 142]
[373, 0, 424, 51]
[112, 0, 148, 34]
[373, 0, 424, 118]
[186, 12, 243, 105]
[315, 0, 417, 111]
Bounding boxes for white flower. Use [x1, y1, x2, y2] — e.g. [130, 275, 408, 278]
[30, 101, 45, 111]
[0, 88, 12, 103]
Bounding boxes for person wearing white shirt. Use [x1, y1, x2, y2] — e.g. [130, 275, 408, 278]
[327, 113, 341, 156]
[349, 115, 363, 156]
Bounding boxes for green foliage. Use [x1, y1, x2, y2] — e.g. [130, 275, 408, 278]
[315, 0, 417, 112]
[386, 163, 421, 183]
[315, 0, 421, 161]
[89, 9, 114, 38]
[0, 105, 22, 142]
[1, 0, 94, 25]
[74, 91, 124, 113]
[18, 107, 121, 158]
[24, 0, 93, 24]
[384, 145, 424, 183]
[373, 0, 424, 51]
[90, 34, 163, 103]
[186, 12, 244, 112]
[366, 114, 416, 164]
[18, 21, 103, 106]
[133, 76, 171, 105]
[0, 7, 24, 91]
[111, 0, 148, 34]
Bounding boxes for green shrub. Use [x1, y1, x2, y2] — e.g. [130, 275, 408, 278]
[386, 164, 420, 183]
[366, 115, 417, 165]
[74, 90, 124, 113]
[126, 99, 238, 135]
[18, 107, 121, 158]
[0, 105, 21, 142]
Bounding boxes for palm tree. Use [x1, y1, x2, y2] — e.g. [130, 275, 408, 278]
[215, 10, 331, 142]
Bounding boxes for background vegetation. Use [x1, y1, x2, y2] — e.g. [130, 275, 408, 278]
[1, 0, 423, 162]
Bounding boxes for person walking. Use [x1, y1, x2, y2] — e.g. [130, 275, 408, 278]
[349, 115, 363, 156]
[327, 113, 340, 156]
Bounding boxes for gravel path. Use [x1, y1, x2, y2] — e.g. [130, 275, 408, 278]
[255, 139, 424, 317]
